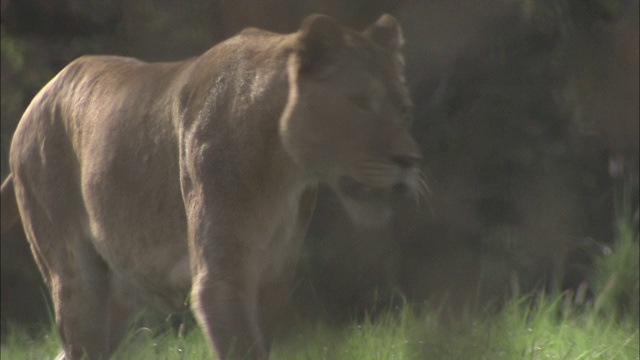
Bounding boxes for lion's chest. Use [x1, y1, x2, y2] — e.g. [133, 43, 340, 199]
[243, 195, 308, 286]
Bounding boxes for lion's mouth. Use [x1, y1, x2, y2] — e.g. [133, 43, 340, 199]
[337, 176, 409, 203]
[335, 175, 419, 227]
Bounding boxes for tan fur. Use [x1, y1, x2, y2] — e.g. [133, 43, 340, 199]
[3, 14, 420, 359]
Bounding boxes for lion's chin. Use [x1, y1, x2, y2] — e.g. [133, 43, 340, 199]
[334, 176, 409, 228]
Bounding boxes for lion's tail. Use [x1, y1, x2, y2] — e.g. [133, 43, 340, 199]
[1, 174, 21, 235]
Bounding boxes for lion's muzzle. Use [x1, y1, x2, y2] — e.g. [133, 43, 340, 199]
[334, 152, 424, 227]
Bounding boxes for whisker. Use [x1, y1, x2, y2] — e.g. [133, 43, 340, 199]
[413, 171, 433, 215]
[419, 174, 431, 196]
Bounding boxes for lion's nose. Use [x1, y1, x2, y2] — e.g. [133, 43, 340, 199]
[390, 154, 421, 169]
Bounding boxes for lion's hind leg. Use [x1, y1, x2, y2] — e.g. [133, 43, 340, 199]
[37, 229, 111, 359]
[12, 177, 112, 360]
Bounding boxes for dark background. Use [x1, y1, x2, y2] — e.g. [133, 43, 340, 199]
[1, 0, 638, 335]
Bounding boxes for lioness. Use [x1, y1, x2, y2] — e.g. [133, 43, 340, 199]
[2, 14, 421, 359]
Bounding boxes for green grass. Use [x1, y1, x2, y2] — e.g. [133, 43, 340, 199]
[2, 191, 638, 359]
[2, 262, 638, 359]
[1, 324, 61, 360]
[273, 293, 639, 359]
[2, 292, 638, 359]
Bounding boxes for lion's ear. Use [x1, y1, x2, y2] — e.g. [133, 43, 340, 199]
[362, 14, 403, 53]
[296, 14, 344, 74]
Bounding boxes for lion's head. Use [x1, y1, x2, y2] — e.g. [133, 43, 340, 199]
[280, 14, 423, 227]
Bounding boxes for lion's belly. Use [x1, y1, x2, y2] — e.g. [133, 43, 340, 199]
[92, 220, 192, 313]
[110, 247, 192, 313]
[89, 204, 192, 310]
[80, 145, 193, 312]
[89, 192, 192, 312]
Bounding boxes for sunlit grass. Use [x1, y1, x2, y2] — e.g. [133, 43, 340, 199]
[2, 189, 638, 359]
[111, 324, 210, 360]
[3, 290, 637, 360]
[0, 323, 60, 360]
[270, 294, 639, 360]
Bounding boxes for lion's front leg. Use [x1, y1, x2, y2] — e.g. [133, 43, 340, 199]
[183, 192, 268, 360]
[191, 267, 267, 360]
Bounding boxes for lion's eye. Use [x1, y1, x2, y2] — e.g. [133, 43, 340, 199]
[349, 93, 371, 113]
